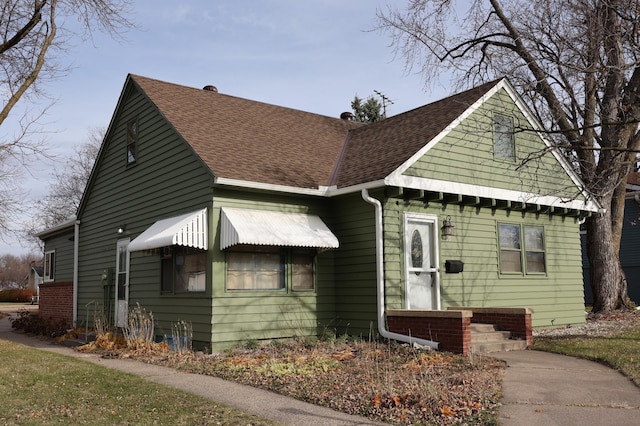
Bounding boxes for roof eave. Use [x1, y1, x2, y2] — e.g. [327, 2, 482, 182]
[36, 216, 79, 239]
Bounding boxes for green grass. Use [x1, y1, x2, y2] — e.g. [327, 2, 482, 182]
[0, 339, 276, 425]
[534, 328, 640, 387]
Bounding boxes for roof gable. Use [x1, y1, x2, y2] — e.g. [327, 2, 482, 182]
[332, 80, 502, 188]
[333, 78, 599, 212]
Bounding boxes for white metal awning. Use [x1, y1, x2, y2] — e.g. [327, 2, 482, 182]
[220, 207, 339, 250]
[128, 208, 208, 252]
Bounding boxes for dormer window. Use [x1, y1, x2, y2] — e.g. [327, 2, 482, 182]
[493, 113, 515, 161]
[127, 120, 138, 164]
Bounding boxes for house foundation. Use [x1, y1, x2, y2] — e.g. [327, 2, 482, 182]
[386, 307, 533, 354]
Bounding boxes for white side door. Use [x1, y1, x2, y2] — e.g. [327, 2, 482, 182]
[404, 213, 440, 310]
[115, 239, 130, 328]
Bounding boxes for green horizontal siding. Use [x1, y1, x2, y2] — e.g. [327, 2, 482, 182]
[331, 193, 378, 336]
[208, 189, 337, 349]
[44, 228, 75, 283]
[384, 197, 585, 328]
[77, 85, 214, 340]
[405, 88, 582, 201]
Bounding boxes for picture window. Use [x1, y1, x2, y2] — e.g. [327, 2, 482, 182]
[226, 246, 315, 291]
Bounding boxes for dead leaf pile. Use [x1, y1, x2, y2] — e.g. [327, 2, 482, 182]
[83, 338, 505, 425]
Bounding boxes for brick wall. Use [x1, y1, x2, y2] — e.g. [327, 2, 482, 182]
[387, 310, 473, 354]
[387, 307, 534, 354]
[39, 282, 73, 325]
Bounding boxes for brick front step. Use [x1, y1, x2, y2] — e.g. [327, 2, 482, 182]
[387, 308, 533, 355]
[472, 330, 512, 343]
[472, 339, 528, 353]
[471, 322, 526, 353]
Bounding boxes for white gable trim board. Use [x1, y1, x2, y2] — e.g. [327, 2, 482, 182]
[389, 80, 506, 180]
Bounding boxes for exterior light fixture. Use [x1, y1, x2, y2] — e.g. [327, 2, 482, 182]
[441, 216, 454, 240]
[118, 225, 125, 234]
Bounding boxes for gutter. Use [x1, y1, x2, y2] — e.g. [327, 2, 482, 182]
[73, 220, 80, 326]
[361, 189, 439, 350]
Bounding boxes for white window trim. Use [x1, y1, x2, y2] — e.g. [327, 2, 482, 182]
[44, 250, 55, 282]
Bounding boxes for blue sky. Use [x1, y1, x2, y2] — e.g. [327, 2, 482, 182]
[2, 0, 453, 256]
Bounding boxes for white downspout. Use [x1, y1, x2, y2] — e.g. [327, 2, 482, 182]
[73, 220, 80, 326]
[361, 189, 439, 349]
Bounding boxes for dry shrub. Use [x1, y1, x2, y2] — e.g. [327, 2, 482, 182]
[0, 289, 36, 302]
[78, 304, 169, 354]
[123, 303, 156, 351]
[170, 320, 193, 353]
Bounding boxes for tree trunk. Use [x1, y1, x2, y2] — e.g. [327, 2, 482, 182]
[586, 207, 626, 312]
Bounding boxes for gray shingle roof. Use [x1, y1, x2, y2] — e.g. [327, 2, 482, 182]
[130, 75, 500, 191]
[131, 75, 361, 189]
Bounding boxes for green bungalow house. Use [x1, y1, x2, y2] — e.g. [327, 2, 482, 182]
[38, 74, 601, 353]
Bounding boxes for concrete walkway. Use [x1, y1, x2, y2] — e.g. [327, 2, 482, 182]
[0, 305, 380, 426]
[2, 305, 640, 425]
[494, 351, 640, 425]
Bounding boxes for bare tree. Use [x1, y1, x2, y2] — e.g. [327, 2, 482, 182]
[0, 253, 40, 289]
[37, 126, 102, 228]
[377, 0, 640, 312]
[0, 0, 134, 237]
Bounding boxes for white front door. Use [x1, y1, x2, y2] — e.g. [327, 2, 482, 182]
[404, 213, 440, 310]
[115, 239, 130, 328]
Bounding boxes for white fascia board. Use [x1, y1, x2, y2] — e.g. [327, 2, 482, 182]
[36, 216, 79, 239]
[213, 177, 386, 197]
[387, 174, 601, 212]
[214, 177, 331, 196]
[326, 180, 387, 196]
[388, 80, 506, 181]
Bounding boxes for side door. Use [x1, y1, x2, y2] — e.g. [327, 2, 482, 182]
[115, 238, 130, 328]
[404, 213, 440, 310]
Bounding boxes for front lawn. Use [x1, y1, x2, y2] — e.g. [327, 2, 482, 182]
[534, 326, 640, 386]
[0, 339, 275, 425]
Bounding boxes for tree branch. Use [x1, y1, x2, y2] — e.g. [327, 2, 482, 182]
[0, 0, 57, 128]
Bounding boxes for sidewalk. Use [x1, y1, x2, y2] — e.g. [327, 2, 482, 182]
[494, 350, 640, 425]
[0, 306, 380, 426]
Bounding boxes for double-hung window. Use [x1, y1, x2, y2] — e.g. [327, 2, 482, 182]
[498, 223, 546, 275]
[226, 246, 315, 291]
[493, 113, 516, 161]
[126, 119, 138, 164]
